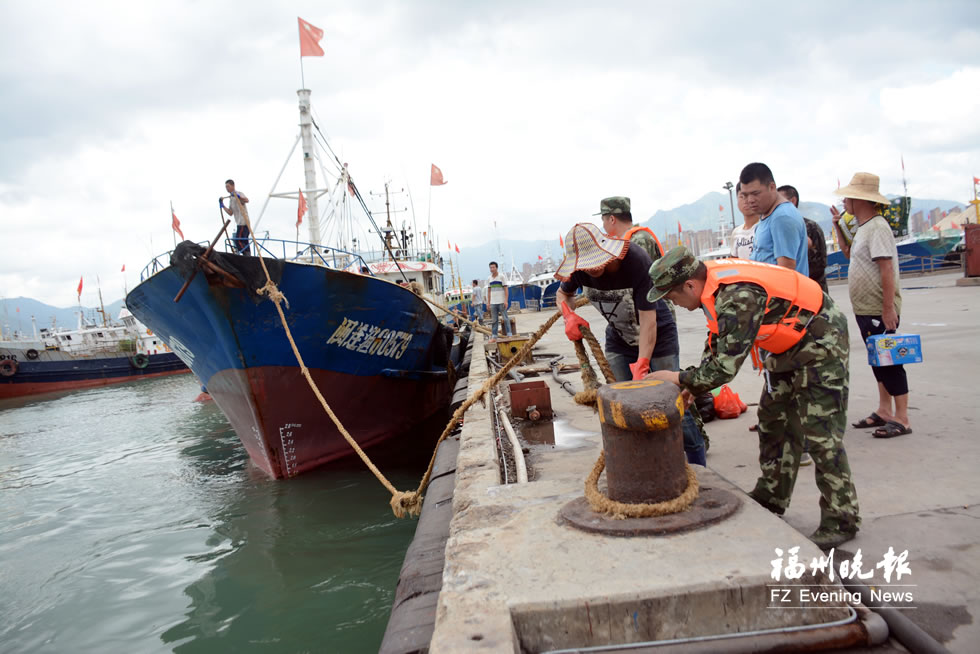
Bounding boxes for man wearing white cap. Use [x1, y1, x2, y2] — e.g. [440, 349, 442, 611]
[832, 173, 911, 438]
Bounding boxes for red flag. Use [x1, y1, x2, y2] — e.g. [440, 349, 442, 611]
[430, 164, 447, 186]
[718, 204, 724, 212]
[974, 176, 979, 185]
[454, 243, 460, 253]
[677, 220, 682, 234]
[932, 224, 940, 231]
[298, 18, 324, 57]
[559, 233, 564, 248]
[172, 210, 185, 240]
[77, 276, 83, 300]
[297, 188, 307, 228]
[448, 239, 451, 250]
[537, 255, 543, 260]
[942, 211, 947, 217]
[120, 264, 125, 272]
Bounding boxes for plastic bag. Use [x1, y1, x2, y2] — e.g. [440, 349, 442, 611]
[713, 384, 747, 420]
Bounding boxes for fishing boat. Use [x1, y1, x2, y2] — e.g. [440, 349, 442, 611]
[125, 88, 454, 480]
[0, 307, 188, 399]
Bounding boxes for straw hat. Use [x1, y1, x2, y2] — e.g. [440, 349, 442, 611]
[554, 223, 629, 282]
[834, 172, 890, 205]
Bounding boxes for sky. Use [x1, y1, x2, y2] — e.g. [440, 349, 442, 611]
[2, 0, 979, 306]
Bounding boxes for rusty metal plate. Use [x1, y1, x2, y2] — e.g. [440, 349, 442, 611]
[557, 486, 741, 537]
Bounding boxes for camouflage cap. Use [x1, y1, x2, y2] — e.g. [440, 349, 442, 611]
[593, 196, 631, 216]
[646, 245, 699, 302]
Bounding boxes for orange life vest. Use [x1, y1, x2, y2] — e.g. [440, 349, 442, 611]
[701, 259, 824, 358]
[623, 226, 664, 258]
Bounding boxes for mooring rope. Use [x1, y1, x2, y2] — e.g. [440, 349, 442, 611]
[584, 452, 699, 519]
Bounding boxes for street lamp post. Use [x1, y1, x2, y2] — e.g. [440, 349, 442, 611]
[723, 181, 736, 230]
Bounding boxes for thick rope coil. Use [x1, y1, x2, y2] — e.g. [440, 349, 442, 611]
[585, 451, 699, 519]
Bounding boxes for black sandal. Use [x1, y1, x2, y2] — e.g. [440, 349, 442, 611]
[873, 421, 912, 438]
[852, 412, 887, 429]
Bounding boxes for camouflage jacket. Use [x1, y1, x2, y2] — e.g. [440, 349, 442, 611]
[678, 282, 849, 396]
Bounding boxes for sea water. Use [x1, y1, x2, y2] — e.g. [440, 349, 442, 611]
[0, 374, 421, 653]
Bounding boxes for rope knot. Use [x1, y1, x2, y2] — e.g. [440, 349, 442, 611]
[258, 280, 290, 309]
[390, 491, 423, 518]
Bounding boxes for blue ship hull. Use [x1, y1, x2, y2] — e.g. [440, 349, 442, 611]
[826, 234, 961, 279]
[126, 256, 453, 479]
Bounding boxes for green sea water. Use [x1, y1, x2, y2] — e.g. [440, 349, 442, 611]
[0, 374, 422, 653]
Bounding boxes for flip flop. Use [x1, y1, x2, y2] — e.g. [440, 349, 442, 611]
[852, 412, 887, 429]
[873, 421, 912, 438]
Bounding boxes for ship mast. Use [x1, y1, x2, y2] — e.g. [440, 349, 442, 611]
[298, 89, 321, 246]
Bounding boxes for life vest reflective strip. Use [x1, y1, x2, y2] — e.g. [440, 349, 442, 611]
[701, 258, 824, 359]
[623, 226, 664, 258]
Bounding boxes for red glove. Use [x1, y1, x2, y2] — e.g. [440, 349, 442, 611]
[560, 301, 589, 341]
[629, 357, 650, 381]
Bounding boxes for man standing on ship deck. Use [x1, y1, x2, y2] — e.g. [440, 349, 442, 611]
[221, 179, 251, 255]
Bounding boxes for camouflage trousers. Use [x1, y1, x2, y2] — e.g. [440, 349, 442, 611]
[749, 361, 861, 534]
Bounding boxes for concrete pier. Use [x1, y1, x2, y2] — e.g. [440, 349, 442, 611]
[388, 270, 978, 652]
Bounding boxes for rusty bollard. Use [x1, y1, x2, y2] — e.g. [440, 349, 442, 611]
[596, 379, 687, 504]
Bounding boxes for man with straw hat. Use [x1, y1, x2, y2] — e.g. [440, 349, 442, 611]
[831, 172, 911, 439]
[645, 246, 860, 548]
[554, 222, 706, 465]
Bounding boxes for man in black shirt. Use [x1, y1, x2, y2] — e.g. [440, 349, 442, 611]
[555, 223, 705, 465]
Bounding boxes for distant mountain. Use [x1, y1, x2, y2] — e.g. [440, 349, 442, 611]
[0, 296, 126, 336]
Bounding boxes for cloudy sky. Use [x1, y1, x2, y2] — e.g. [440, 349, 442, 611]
[2, 0, 978, 306]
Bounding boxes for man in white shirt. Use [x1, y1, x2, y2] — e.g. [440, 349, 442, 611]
[220, 179, 250, 255]
[730, 181, 759, 259]
[486, 262, 511, 342]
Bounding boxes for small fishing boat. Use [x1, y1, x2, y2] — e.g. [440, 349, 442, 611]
[0, 308, 188, 399]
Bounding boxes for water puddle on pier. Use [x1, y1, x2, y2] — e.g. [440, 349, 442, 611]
[519, 418, 595, 448]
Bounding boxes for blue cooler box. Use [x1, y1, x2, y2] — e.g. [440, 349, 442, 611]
[867, 334, 923, 367]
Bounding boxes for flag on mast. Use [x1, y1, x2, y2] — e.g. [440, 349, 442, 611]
[298, 18, 324, 57]
[455, 243, 460, 253]
[430, 164, 447, 186]
[77, 276, 83, 301]
[121, 264, 125, 272]
[172, 209, 185, 240]
[559, 233, 564, 248]
[297, 188, 307, 228]
[677, 220, 682, 234]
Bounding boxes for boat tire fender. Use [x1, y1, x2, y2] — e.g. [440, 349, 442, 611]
[26, 349, 39, 360]
[131, 354, 149, 369]
[0, 359, 17, 376]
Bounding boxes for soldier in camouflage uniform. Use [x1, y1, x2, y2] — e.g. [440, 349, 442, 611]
[645, 246, 860, 548]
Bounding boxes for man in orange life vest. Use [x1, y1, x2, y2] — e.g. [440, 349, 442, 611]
[645, 246, 860, 548]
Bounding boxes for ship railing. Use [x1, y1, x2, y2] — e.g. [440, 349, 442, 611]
[223, 237, 373, 272]
[140, 238, 377, 283]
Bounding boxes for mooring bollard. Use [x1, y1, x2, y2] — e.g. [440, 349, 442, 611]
[596, 379, 687, 504]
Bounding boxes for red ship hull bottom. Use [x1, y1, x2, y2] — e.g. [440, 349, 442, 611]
[0, 369, 191, 400]
[206, 365, 451, 479]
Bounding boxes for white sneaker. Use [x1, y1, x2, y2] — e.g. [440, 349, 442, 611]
[799, 452, 813, 466]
